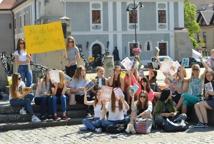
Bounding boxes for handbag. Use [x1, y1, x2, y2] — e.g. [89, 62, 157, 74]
[135, 118, 153, 134]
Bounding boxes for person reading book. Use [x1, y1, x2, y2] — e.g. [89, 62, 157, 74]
[9, 73, 41, 123]
[194, 70, 214, 128]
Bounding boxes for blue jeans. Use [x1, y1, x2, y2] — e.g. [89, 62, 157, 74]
[51, 95, 67, 114]
[10, 94, 34, 115]
[18, 65, 32, 87]
[34, 96, 51, 115]
[101, 119, 129, 128]
[83, 117, 102, 131]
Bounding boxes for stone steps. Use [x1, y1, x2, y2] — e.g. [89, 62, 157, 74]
[0, 110, 87, 123]
[0, 118, 82, 132]
[0, 103, 88, 114]
[0, 101, 88, 131]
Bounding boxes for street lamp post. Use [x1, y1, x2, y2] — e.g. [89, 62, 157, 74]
[126, 0, 143, 47]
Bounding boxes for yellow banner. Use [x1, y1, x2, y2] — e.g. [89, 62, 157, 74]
[24, 21, 66, 54]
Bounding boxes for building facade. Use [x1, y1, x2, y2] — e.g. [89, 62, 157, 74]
[12, 0, 191, 68]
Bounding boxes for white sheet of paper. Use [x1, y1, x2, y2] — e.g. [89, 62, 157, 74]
[49, 70, 60, 83]
[100, 86, 113, 101]
[205, 82, 213, 93]
[121, 57, 133, 71]
[192, 49, 202, 62]
[113, 88, 124, 98]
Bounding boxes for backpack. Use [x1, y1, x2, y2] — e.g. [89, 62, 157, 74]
[163, 118, 188, 132]
[105, 124, 126, 134]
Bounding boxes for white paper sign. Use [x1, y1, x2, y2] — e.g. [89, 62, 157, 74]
[192, 49, 202, 62]
[205, 82, 213, 93]
[49, 70, 60, 83]
[121, 57, 133, 71]
[100, 86, 113, 101]
[113, 88, 125, 98]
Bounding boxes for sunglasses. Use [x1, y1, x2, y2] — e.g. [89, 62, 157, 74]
[68, 41, 74, 43]
[193, 68, 200, 71]
[20, 42, 25, 44]
[140, 94, 146, 98]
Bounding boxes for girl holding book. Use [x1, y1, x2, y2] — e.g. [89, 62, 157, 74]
[80, 88, 103, 133]
[194, 70, 214, 128]
[10, 73, 41, 122]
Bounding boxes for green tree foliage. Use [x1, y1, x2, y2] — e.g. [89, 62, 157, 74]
[184, 0, 200, 48]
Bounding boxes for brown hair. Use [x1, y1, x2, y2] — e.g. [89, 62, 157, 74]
[73, 65, 86, 80]
[16, 38, 25, 54]
[136, 91, 148, 111]
[111, 91, 123, 112]
[112, 66, 121, 87]
[66, 36, 77, 49]
[140, 77, 151, 93]
[96, 66, 104, 72]
[10, 73, 20, 98]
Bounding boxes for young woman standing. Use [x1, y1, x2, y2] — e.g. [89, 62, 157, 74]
[14, 39, 32, 87]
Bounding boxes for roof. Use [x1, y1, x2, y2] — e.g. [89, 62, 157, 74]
[197, 3, 214, 26]
[0, 0, 25, 10]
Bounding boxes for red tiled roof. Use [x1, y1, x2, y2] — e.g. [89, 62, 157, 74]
[0, 0, 25, 10]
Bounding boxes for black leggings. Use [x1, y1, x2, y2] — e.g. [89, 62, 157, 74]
[65, 64, 77, 78]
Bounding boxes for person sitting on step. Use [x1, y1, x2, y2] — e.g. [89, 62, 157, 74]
[9, 73, 41, 123]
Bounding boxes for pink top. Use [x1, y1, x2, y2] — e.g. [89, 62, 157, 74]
[148, 89, 155, 102]
[124, 74, 141, 96]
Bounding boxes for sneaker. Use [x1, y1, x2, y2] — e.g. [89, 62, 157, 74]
[61, 115, 71, 121]
[79, 127, 88, 131]
[19, 107, 27, 115]
[193, 122, 205, 128]
[31, 115, 41, 123]
[95, 128, 102, 133]
[174, 113, 187, 123]
[203, 123, 208, 128]
[53, 115, 61, 121]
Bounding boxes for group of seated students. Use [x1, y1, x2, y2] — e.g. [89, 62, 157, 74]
[9, 58, 214, 133]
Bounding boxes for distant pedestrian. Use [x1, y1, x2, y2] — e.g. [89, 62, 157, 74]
[206, 49, 214, 70]
[64, 36, 81, 78]
[113, 47, 120, 65]
[14, 38, 32, 87]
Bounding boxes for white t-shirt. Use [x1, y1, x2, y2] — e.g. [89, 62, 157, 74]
[14, 50, 27, 62]
[106, 102, 127, 121]
[68, 78, 87, 95]
[9, 81, 26, 100]
[94, 104, 102, 118]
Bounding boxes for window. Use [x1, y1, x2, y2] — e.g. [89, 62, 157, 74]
[157, 3, 168, 30]
[144, 41, 152, 51]
[127, 3, 139, 31]
[92, 10, 101, 24]
[129, 42, 139, 57]
[23, 14, 27, 26]
[129, 10, 137, 23]
[158, 10, 166, 23]
[158, 41, 168, 56]
[90, 2, 102, 31]
[202, 32, 207, 48]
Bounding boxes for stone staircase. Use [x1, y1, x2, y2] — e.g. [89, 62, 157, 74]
[0, 101, 87, 132]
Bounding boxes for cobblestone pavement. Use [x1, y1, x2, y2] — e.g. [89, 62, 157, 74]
[0, 125, 214, 144]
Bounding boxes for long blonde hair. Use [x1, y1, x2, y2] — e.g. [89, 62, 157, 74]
[58, 71, 65, 88]
[10, 73, 20, 98]
[66, 36, 77, 49]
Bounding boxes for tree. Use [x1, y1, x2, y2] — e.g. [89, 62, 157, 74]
[184, 0, 200, 48]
